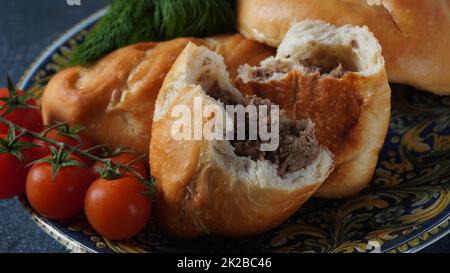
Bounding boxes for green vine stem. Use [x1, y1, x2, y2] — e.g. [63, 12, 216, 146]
[0, 115, 155, 198]
[1, 116, 106, 162]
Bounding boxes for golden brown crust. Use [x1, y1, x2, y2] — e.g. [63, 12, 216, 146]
[150, 88, 324, 237]
[237, 72, 364, 153]
[238, 71, 390, 198]
[236, 20, 391, 198]
[42, 39, 198, 156]
[237, 0, 450, 94]
[150, 44, 334, 238]
[41, 35, 275, 156]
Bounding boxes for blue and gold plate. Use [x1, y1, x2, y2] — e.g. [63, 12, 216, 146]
[17, 9, 450, 253]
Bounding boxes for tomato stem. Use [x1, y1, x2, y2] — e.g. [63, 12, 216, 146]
[10, 130, 26, 147]
[40, 122, 68, 137]
[0, 115, 147, 181]
[1, 76, 155, 199]
[0, 115, 107, 162]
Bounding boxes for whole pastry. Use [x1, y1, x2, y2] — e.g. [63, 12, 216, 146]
[237, 0, 450, 95]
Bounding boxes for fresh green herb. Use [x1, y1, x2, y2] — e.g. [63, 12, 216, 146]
[70, 0, 236, 66]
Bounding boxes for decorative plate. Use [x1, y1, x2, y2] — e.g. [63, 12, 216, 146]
[17, 8, 450, 253]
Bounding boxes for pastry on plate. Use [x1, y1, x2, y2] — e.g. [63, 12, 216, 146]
[237, 0, 450, 95]
[149, 43, 334, 238]
[41, 35, 274, 156]
[236, 20, 391, 198]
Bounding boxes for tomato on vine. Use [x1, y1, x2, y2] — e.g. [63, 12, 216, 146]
[0, 126, 41, 199]
[33, 124, 97, 165]
[84, 148, 153, 240]
[26, 146, 95, 220]
[0, 76, 43, 137]
[84, 175, 152, 240]
[91, 151, 147, 179]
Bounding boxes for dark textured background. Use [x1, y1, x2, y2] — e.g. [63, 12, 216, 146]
[0, 0, 448, 253]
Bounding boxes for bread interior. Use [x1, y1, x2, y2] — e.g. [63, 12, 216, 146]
[238, 20, 384, 83]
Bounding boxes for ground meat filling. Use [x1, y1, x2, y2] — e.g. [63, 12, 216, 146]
[250, 65, 292, 81]
[302, 62, 345, 78]
[208, 88, 320, 177]
[248, 61, 347, 82]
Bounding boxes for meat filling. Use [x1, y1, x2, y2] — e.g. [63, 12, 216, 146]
[302, 62, 345, 78]
[208, 88, 319, 177]
[250, 60, 348, 82]
[250, 64, 292, 81]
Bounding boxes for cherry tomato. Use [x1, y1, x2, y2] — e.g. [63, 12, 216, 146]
[26, 154, 95, 220]
[91, 153, 147, 179]
[0, 88, 43, 136]
[33, 129, 96, 165]
[0, 153, 28, 199]
[85, 176, 152, 240]
[0, 134, 43, 199]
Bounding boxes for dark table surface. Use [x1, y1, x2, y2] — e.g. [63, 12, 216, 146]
[0, 0, 449, 253]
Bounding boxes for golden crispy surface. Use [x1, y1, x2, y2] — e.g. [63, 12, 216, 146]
[150, 45, 332, 237]
[237, 72, 363, 154]
[237, 0, 450, 94]
[237, 68, 391, 198]
[41, 35, 275, 156]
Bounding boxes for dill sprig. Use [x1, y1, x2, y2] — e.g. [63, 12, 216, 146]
[70, 0, 236, 66]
